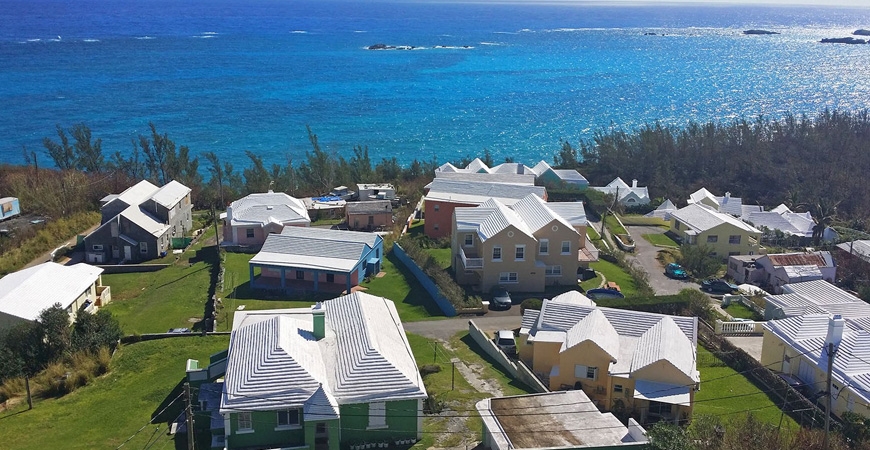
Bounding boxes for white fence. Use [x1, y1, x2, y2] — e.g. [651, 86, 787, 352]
[714, 319, 765, 335]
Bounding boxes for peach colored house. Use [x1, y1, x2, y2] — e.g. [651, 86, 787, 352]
[452, 195, 591, 293]
[346, 200, 392, 231]
[424, 179, 546, 239]
[520, 292, 699, 424]
[222, 191, 310, 249]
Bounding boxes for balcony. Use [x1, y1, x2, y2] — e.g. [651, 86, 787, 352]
[459, 248, 483, 270]
[579, 239, 600, 263]
[95, 285, 112, 307]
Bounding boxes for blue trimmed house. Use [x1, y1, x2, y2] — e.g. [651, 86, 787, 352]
[248, 227, 383, 294]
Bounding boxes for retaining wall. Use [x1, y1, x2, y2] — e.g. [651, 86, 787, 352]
[98, 263, 170, 274]
[467, 320, 548, 393]
[392, 243, 456, 317]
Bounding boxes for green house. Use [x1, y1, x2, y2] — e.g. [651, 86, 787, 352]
[216, 292, 427, 450]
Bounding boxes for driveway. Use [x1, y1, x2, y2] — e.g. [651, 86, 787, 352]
[404, 314, 522, 341]
[626, 225, 698, 295]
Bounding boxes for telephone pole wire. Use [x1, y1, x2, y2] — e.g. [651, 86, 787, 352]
[184, 382, 196, 450]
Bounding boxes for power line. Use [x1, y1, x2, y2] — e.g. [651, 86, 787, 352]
[115, 392, 184, 449]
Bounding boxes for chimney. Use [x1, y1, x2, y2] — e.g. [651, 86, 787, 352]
[312, 302, 326, 340]
[631, 179, 638, 188]
[825, 314, 845, 352]
[724, 192, 731, 202]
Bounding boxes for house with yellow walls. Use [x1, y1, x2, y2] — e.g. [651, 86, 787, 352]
[670, 203, 764, 260]
[519, 291, 699, 424]
[451, 194, 595, 293]
[761, 314, 870, 419]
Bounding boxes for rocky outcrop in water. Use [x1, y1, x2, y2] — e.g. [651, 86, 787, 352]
[820, 37, 867, 44]
[854, 29, 870, 36]
[743, 29, 779, 35]
[367, 43, 418, 50]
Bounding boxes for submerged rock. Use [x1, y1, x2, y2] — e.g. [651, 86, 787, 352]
[820, 37, 867, 44]
[743, 29, 779, 35]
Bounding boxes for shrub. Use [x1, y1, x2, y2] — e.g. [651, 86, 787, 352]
[520, 298, 542, 315]
[396, 236, 482, 309]
[419, 364, 442, 377]
[0, 211, 100, 276]
[0, 377, 26, 403]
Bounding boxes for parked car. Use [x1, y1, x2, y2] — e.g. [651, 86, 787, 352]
[490, 288, 512, 310]
[701, 279, 739, 294]
[665, 263, 688, 279]
[495, 330, 516, 355]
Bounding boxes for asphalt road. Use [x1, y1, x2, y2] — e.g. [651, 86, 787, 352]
[403, 313, 522, 341]
[625, 225, 699, 295]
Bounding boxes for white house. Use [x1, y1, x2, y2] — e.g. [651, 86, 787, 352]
[763, 279, 870, 321]
[590, 178, 650, 207]
[222, 191, 310, 248]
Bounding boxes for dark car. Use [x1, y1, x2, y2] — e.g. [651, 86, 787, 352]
[665, 263, 688, 279]
[701, 279, 738, 294]
[490, 288, 512, 310]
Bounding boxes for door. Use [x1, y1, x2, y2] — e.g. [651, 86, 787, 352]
[124, 245, 132, 261]
[314, 422, 329, 450]
[112, 245, 120, 259]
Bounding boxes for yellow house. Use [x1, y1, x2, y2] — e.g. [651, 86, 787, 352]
[670, 203, 764, 260]
[761, 314, 870, 418]
[452, 195, 588, 293]
[519, 291, 699, 424]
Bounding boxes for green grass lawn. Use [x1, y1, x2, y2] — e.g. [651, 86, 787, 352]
[103, 229, 219, 335]
[407, 331, 533, 448]
[722, 301, 763, 321]
[642, 233, 680, 248]
[618, 215, 670, 228]
[589, 259, 638, 297]
[604, 215, 628, 235]
[580, 272, 602, 291]
[425, 247, 452, 269]
[587, 226, 601, 241]
[364, 251, 445, 322]
[695, 344, 797, 428]
[0, 336, 230, 449]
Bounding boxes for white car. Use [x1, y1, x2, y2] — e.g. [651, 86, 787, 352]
[496, 330, 516, 355]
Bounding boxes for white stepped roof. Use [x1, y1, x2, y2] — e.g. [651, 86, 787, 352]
[455, 199, 534, 241]
[120, 205, 171, 237]
[671, 203, 760, 234]
[425, 179, 545, 206]
[837, 240, 870, 263]
[550, 290, 595, 307]
[630, 316, 699, 382]
[111, 179, 160, 208]
[466, 158, 491, 173]
[251, 227, 380, 272]
[150, 180, 190, 209]
[432, 171, 536, 186]
[228, 191, 310, 226]
[510, 194, 575, 234]
[222, 292, 426, 414]
[546, 202, 587, 227]
[563, 309, 620, 362]
[765, 280, 870, 320]
[0, 262, 103, 321]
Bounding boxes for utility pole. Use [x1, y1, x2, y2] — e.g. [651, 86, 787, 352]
[25, 376, 32, 410]
[184, 382, 195, 450]
[824, 342, 836, 450]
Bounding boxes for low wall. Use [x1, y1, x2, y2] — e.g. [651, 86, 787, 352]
[98, 263, 170, 274]
[120, 331, 232, 344]
[467, 320, 549, 393]
[392, 243, 456, 317]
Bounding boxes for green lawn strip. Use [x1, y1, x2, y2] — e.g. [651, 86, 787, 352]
[589, 259, 638, 297]
[103, 229, 219, 335]
[311, 217, 344, 226]
[0, 336, 230, 450]
[695, 345, 797, 428]
[580, 273, 602, 291]
[364, 251, 445, 322]
[618, 215, 670, 228]
[425, 247, 452, 269]
[407, 331, 534, 448]
[641, 233, 680, 248]
[722, 302, 762, 320]
[587, 226, 601, 241]
[604, 215, 628, 235]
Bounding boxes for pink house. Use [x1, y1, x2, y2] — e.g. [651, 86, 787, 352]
[222, 191, 310, 249]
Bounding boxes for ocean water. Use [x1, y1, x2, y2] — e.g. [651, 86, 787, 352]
[2, 0, 870, 169]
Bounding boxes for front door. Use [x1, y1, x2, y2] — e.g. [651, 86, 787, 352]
[112, 245, 120, 259]
[124, 245, 132, 261]
[314, 422, 329, 450]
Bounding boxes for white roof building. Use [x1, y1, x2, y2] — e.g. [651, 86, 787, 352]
[764, 279, 870, 320]
[687, 188, 745, 217]
[590, 178, 650, 206]
[837, 240, 870, 263]
[225, 191, 310, 229]
[0, 262, 103, 327]
[645, 199, 677, 220]
[221, 292, 427, 413]
[671, 203, 762, 236]
[425, 179, 546, 206]
[250, 226, 380, 273]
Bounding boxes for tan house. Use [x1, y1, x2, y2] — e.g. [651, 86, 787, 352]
[520, 292, 699, 424]
[0, 262, 110, 330]
[451, 194, 585, 293]
[670, 203, 763, 259]
[346, 200, 392, 231]
[222, 191, 310, 249]
[762, 314, 870, 419]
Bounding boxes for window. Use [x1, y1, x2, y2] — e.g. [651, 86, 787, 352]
[492, 246, 502, 261]
[92, 244, 104, 251]
[296, 270, 304, 280]
[573, 364, 597, 380]
[237, 412, 252, 431]
[139, 242, 148, 254]
[368, 215, 374, 225]
[707, 235, 718, 243]
[326, 273, 335, 283]
[649, 402, 672, 416]
[515, 245, 525, 261]
[316, 423, 327, 434]
[539, 239, 549, 255]
[246, 228, 255, 238]
[368, 402, 387, 429]
[545, 265, 562, 277]
[277, 409, 300, 427]
[433, 204, 440, 212]
[464, 234, 474, 247]
[728, 251, 740, 256]
[675, 222, 681, 231]
[433, 223, 439, 231]
[561, 241, 571, 254]
[376, 248, 380, 258]
[729, 235, 741, 245]
[499, 272, 518, 283]
[614, 384, 623, 393]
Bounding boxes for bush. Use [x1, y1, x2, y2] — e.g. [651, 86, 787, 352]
[396, 236, 482, 309]
[677, 243, 721, 279]
[520, 298, 542, 315]
[419, 364, 442, 377]
[0, 377, 26, 403]
[0, 211, 100, 276]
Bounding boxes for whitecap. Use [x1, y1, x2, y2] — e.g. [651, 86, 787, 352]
[201, 31, 218, 35]
[518, 28, 534, 33]
[192, 35, 216, 39]
[26, 38, 41, 42]
[83, 39, 100, 43]
[493, 31, 517, 35]
[135, 36, 155, 40]
[479, 42, 502, 46]
[353, 30, 366, 33]
[290, 30, 308, 34]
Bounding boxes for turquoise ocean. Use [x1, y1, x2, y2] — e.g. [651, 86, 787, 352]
[2, 0, 870, 168]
